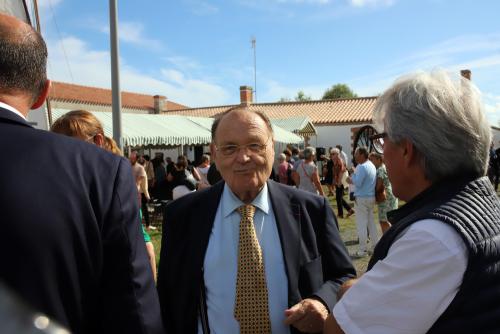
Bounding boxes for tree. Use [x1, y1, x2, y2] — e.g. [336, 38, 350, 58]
[294, 90, 312, 102]
[322, 83, 357, 100]
[279, 97, 292, 102]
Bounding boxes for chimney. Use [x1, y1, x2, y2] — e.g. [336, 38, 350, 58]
[240, 86, 253, 105]
[460, 69, 471, 81]
[153, 95, 166, 114]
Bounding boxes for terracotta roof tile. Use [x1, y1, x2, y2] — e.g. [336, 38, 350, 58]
[48, 81, 188, 111]
[161, 97, 377, 125]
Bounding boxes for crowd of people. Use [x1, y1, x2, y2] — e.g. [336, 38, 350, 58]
[1, 12, 500, 334]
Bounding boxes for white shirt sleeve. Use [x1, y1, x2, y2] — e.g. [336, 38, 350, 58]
[333, 219, 468, 334]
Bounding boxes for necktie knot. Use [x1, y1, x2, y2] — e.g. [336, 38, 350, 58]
[237, 205, 256, 220]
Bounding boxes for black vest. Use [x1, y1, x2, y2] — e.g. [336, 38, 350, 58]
[368, 176, 500, 333]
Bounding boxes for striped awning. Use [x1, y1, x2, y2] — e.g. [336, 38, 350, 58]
[271, 116, 317, 137]
[51, 109, 302, 147]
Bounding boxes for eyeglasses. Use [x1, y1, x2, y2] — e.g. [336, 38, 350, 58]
[370, 132, 387, 153]
[215, 138, 271, 157]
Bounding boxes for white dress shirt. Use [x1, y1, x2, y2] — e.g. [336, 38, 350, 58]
[199, 183, 290, 334]
[333, 219, 468, 334]
[0, 101, 26, 120]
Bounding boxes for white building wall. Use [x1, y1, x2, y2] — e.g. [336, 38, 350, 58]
[27, 104, 49, 130]
[315, 123, 371, 164]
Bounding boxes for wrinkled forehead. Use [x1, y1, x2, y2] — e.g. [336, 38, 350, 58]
[216, 111, 272, 140]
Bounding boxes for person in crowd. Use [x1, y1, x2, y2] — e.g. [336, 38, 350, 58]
[277, 153, 291, 185]
[283, 148, 296, 186]
[291, 147, 303, 185]
[151, 154, 167, 199]
[167, 155, 199, 200]
[325, 71, 500, 334]
[0, 13, 162, 333]
[51, 111, 158, 283]
[331, 148, 354, 219]
[196, 154, 212, 189]
[347, 146, 378, 257]
[142, 154, 155, 192]
[369, 152, 398, 233]
[324, 152, 335, 196]
[157, 106, 355, 333]
[336, 145, 349, 169]
[291, 146, 300, 165]
[165, 156, 175, 175]
[130, 151, 154, 230]
[294, 146, 325, 196]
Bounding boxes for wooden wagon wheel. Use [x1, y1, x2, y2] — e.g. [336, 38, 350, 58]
[352, 125, 381, 165]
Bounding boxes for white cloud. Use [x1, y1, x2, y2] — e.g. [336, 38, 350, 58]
[348, 0, 395, 7]
[404, 34, 500, 64]
[350, 33, 500, 92]
[165, 56, 201, 71]
[259, 79, 326, 102]
[45, 35, 231, 107]
[161, 69, 185, 85]
[100, 21, 163, 50]
[185, 0, 219, 15]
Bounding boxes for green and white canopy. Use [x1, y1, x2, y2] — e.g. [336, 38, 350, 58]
[51, 109, 303, 147]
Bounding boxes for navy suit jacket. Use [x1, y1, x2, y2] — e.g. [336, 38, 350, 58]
[0, 107, 164, 334]
[157, 180, 356, 333]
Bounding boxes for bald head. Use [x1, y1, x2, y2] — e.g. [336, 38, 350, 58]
[211, 106, 274, 142]
[0, 13, 48, 103]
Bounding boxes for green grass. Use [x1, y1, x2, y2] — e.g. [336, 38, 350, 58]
[146, 185, 390, 276]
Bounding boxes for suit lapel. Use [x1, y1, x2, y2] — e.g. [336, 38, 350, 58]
[267, 181, 302, 305]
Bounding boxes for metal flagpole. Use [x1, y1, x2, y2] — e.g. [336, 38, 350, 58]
[109, 0, 123, 151]
[251, 36, 257, 103]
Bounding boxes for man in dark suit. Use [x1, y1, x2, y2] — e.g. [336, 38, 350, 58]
[0, 13, 163, 334]
[157, 106, 355, 333]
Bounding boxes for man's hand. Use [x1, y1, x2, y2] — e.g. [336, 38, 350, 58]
[284, 298, 329, 333]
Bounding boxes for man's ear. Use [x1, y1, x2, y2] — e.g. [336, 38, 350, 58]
[402, 139, 418, 168]
[210, 142, 217, 160]
[31, 80, 51, 110]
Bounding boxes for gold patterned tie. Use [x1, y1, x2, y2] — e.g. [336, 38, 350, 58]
[234, 205, 271, 334]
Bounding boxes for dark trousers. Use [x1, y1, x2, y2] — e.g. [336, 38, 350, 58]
[335, 185, 352, 217]
[141, 193, 150, 227]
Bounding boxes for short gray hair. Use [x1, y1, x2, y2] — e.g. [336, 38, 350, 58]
[373, 70, 491, 181]
[330, 148, 340, 155]
[303, 146, 316, 159]
[278, 153, 286, 162]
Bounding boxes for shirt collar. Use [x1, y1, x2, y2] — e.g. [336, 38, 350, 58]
[0, 102, 26, 120]
[221, 182, 270, 218]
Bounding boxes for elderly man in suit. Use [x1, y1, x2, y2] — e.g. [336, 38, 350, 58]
[0, 13, 163, 334]
[157, 106, 355, 333]
[324, 72, 500, 333]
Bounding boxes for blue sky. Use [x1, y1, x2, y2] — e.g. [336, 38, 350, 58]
[38, 0, 500, 125]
